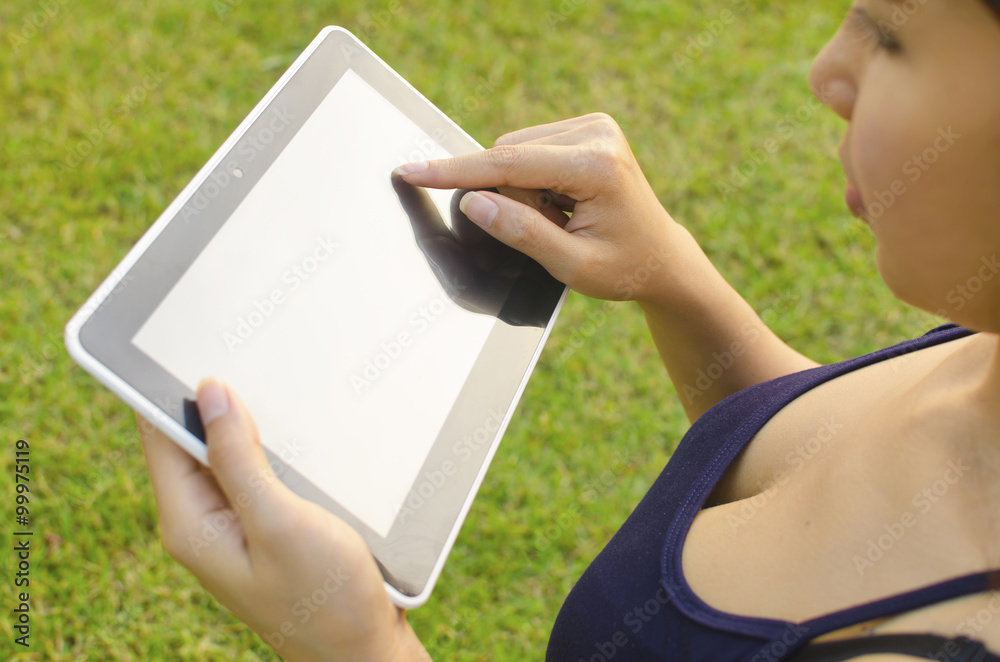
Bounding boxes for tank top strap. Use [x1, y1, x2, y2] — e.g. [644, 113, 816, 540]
[801, 569, 1000, 638]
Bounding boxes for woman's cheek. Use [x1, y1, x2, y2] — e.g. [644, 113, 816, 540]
[851, 116, 911, 222]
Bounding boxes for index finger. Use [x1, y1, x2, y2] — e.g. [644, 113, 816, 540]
[394, 143, 596, 200]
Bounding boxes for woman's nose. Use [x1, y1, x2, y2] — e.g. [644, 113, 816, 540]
[809, 40, 857, 122]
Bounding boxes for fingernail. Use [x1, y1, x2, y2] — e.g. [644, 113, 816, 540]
[392, 161, 428, 177]
[460, 191, 499, 228]
[197, 378, 229, 425]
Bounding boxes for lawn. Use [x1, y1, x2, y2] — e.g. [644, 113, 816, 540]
[0, 0, 940, 660]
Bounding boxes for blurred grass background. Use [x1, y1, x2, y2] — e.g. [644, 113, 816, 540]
[0, 0, 940, 660]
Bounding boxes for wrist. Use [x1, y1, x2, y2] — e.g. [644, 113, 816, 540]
[630, 220, 708, 310]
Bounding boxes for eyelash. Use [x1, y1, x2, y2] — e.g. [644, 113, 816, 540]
[848, 8, 902, 53]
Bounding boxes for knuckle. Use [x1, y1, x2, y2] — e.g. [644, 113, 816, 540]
[588, 139, 618, 166]
[589, 112, 620, 134]
[585, 112, 627, 149]
[485, 143, 522, 172]
[583, 111, 613, 124]
[507, 212, 542, 253]
[598, 121, 624, 146]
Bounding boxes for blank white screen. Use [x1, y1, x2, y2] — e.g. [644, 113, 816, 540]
[133, 69, 496, 537]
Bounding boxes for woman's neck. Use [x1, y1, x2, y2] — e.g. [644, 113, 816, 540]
[942, 330, 1000, 440]
[978, 332, 1000, 420]
[912, 329, 1000, 435]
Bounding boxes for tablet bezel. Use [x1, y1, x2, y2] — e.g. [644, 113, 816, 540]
[64, 26, 567, 608]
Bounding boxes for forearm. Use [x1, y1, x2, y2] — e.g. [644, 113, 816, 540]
[637, 222, 819, 422]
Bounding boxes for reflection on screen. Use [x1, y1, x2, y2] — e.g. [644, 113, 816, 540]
[132, 69, 496, 537]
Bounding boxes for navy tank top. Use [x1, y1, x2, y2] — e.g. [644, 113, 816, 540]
[546, 324, 999, 661]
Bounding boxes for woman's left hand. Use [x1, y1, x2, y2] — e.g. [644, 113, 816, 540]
[138, 378, 429, 662]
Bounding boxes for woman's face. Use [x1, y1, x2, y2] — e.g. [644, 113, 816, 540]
[809, 0, 1000, 331]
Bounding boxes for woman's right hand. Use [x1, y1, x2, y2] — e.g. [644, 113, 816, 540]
[394, 113, 680, 303]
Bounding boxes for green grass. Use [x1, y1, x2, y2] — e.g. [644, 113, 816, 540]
[0, 0, 941, 660]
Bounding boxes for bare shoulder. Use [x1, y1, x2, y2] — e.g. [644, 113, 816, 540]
[706, 332, 978, 508]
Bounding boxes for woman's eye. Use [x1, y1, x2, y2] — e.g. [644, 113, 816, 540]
[848, 7, 903, 53]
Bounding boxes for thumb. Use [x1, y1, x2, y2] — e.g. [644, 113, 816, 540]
[459, 190, 584, 283]
[196, 377, 291, 532]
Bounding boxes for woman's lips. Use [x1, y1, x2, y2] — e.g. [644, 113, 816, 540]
[845, 181, 867, 220]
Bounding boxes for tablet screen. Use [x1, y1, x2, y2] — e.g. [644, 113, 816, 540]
[132, 69, 496, 537]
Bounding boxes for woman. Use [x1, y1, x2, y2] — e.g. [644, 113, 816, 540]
[138, 0, 1000, 659]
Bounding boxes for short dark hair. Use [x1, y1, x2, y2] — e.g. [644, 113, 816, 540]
[987, 0, 1000, 18]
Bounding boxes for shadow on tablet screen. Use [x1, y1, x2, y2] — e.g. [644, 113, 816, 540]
[391, 174, 563, 328]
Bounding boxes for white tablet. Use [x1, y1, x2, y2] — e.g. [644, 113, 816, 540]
[64, 26, 566, 608]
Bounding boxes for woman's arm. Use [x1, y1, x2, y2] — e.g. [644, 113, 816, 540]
[636, 220, 819, 422]
[396, 113, 818, 423]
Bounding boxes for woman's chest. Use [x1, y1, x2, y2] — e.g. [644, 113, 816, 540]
[683, 336, 988, 625]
